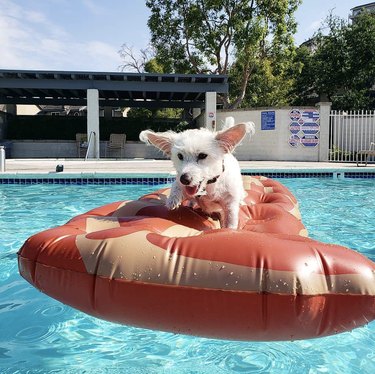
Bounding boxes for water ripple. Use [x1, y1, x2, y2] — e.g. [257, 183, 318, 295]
[37, 305, 66, 318]
[15, 324, 57, 344]
[223, 348, 273, 372]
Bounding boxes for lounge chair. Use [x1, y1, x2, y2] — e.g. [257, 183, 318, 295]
[76, 133, 88, 158]
[105, 133, 126, 158]
[356, 142, 375, 167]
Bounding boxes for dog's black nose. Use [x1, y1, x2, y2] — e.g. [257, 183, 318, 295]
[180, 173, 191, 185]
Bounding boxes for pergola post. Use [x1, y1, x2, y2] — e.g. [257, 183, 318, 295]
[316, 101, 332, 162]
[205, 92, 217, 131]
[87, 88, 100, 159]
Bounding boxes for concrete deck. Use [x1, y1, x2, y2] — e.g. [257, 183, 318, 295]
[1, 159, 374, 176]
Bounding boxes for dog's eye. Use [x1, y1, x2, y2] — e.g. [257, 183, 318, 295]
[177, 153, 184, 160]
[197, 153, 207, 160]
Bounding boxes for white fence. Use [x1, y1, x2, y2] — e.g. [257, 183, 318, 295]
[329, 110, 375, 162]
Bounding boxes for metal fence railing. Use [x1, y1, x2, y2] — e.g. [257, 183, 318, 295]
[329, 110, 375, 163]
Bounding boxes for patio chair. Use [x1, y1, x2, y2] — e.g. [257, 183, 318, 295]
[76, 133, 88, 158]
[105, 133, 126, 158]
[356, 142, 375, 167]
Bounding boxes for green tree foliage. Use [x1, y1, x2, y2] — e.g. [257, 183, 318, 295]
[292, 13, 375, 110]
[127, 107, 183, 119]
[231, 50, 303, 107]
[146, 0, 301, 108]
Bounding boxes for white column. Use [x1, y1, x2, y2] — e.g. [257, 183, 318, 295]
[205, 92, 217, 131]
[316, 101, 332, 162]
[87, 89, 100, 159]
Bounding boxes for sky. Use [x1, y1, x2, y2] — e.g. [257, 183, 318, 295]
[0, 0, 364, 73]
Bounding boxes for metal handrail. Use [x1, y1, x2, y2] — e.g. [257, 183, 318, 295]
[85, 131, 96, 161]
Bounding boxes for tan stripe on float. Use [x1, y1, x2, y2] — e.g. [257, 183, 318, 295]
[289, 203, 302, 220]
[242, 176, 266, 190]
[75, 230, 375, 296]
[299, 229, 309, 237]
[162, 224, 202, 238]
[109, 200, 163, 218]
[243, 176, 302, 220]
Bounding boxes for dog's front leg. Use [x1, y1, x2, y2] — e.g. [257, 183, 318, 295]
[166, 181, 183, 210]
[223, 201, 240, 229]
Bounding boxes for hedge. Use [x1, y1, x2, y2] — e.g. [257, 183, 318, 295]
[7, 116, 195, 141]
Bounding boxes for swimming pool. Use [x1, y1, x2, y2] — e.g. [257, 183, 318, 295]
[1, 178, 374, 373]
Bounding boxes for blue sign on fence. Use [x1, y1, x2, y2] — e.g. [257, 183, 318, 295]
[302, 109, 320, 122]
[288, 134, 300, 148]
[301, 135, 319, 147]
[301, 122, 320, 135]
[289, 122, 300, 134]
[289, 109, 301, 121]
[288, 108, 320, 150]
[261, 111, 275, 130]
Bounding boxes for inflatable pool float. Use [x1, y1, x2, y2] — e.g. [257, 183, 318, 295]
[18, 176, 375, 341]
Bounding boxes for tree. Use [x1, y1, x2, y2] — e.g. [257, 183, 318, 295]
[292, 12, 375, 110]
[145, 0, 301, 108]
[288, 45, 318, 106]
[118, 44, 154, 73]
[118, 43, 166, 74]
[118, 44, 180, 118]
[231, 48, 303, 107]
[127, 107, 184, 119]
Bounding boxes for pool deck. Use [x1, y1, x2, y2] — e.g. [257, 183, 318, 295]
[1, 158, 374, 176]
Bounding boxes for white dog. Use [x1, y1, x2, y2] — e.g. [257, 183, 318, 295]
[139, 118, 255, 229]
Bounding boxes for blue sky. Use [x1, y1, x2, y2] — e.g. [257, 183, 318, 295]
[0, 0, 363, 72]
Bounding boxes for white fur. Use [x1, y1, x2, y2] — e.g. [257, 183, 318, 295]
[139, 118, 255, 229]
[222, 116, 235, 130]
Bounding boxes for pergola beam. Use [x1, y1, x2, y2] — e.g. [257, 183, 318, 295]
[0, 96, 206, 108]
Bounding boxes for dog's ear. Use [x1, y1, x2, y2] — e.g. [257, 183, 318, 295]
[139, 130, 174, 155]
[215, 122, 255, 153]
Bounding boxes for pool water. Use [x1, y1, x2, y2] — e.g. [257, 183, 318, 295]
[0, 179, 374, 373]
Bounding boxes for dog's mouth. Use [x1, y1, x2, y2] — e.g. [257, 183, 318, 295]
[184, 184, 200, 197]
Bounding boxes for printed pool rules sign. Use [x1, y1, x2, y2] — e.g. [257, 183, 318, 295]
[261, 111, 276, 130]
[288, 109, 320, 148]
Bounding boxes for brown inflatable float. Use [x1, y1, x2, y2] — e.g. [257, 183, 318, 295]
[18, 176, 375, 341]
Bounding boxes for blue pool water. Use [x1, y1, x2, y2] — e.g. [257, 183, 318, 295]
[0, 179, 374, 373]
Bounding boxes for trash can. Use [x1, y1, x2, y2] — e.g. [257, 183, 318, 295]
[0, 146, 5, 172]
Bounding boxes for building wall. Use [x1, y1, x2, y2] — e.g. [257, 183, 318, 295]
[197, 106, 328, 161]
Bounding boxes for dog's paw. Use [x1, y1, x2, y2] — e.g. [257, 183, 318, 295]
[166, 196, 181, 210]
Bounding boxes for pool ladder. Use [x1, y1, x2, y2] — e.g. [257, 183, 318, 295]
[84, 131, 96, 161]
